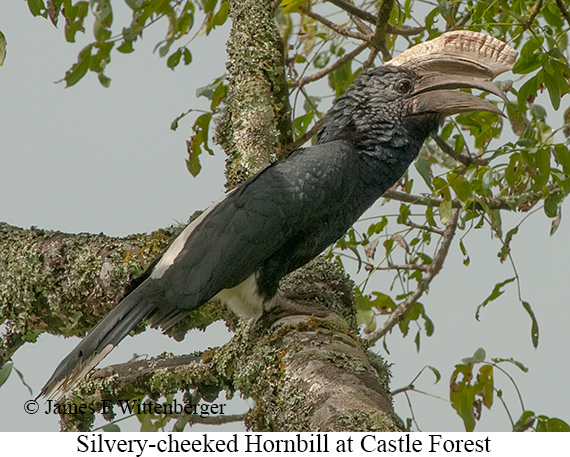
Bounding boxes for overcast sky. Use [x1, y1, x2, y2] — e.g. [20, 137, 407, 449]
[0, 2, 569, 432]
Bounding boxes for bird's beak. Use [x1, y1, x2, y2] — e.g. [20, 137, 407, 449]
[387, 31, 518, 117]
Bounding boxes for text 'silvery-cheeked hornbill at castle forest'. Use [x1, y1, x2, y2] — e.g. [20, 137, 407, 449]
[40, 31, 517, 400]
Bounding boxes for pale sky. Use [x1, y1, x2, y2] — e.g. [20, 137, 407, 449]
[0, 2, 569, 432]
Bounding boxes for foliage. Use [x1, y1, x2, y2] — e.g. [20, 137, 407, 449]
[2, 0, 569, 431]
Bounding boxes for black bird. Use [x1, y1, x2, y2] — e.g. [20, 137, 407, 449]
[40, 31, 516, 399]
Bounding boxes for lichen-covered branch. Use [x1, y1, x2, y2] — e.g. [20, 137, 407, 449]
[0, 222, 182, 367]
[58, 258, 399, 432]
[215, 0, 292, 187]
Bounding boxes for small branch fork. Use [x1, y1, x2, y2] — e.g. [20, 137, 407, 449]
[290, 41, 369, 89]
[433, 135, 489, 167]
[292, 1, 426, 90]
[366, 208, 460, 343]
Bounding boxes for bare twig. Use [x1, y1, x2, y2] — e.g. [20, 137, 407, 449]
[433, 135, 489, 167]
[351, 14, 374, 36]
[454, 9, 473, 29]
[366, 208, 460, 342]
[382, 186, 559, 212]
[391, 384, 415, 396]
[387, 24, 425, 36]
[277, 118, 327, 158]
[299, 6, 367, 41]
[522, 0, 543, 30]
[405, 220, 445, 235]
[326, 0, 377, 23]
[369, 264, 430, 272]
[369, 0, 394, 62]
[290, 41, 369, 88]
[170, 412, 247, 427]
[326, 0, 424, 35]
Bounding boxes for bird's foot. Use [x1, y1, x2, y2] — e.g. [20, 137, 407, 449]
[264, 291, 332, 325]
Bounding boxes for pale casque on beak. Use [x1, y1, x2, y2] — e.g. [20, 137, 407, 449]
[387, 31, 518, 117]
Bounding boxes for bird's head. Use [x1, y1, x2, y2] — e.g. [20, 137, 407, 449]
[317, 31, 517, 150]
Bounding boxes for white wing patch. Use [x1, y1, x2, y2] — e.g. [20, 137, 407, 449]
[151, 191, 235, 280]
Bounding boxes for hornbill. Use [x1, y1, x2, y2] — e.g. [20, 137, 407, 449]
[40, 31, 517, 399]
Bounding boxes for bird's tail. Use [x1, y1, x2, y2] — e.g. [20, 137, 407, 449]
[38, 281, 156, 400]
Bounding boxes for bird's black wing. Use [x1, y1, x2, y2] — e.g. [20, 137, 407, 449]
[149, 139, 373, 324]
[40, 139, 372, 399]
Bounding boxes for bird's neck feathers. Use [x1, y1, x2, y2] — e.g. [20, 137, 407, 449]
[318, 84, 439, 152]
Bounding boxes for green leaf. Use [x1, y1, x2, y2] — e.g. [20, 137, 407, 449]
[513, 37, 543, 75]
[328, 61, 354, 97]
[196, 74, 226, 100]
[167, 48, 182, 69]
[186, 113, 213, 177]
[0, 362, 13, 388]
[183, 48, 192, 66]
[462, 347, 486, 364]
[212, 1, 229, 27]
[367, 217, 388, 236]
[517, 74, 541, 107]
[449, 364, 477, 431]
[0, 31, 6, 66]
[426, 365, 441, 384]
[491, 357, 529, 373]
[513, 410, 536, 432]
[449, 173, 471, 201]
[544, 192, 564, 218]
[498, 226, 518, 263]
[459, 239, 470, 266]
[64, 45, 92, 87]
[439, 198, 452, 224]
[554, 144, 570, 175]
[481, 169, 493, 190]
[102, 423, 121, 432]
[27, 0, 46, 17]
[355, 293, 377, 331]
[536, 416, 570, 432]
[475, 277, 516, 320]
[369, 291, 396, 314]
[543, 2, 564, 27]
[542, 67, 561, 110]
[521, 300, 539, 348]
[415, 154, 433, 190]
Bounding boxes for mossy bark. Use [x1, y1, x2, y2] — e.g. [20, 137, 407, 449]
[0, 222, 181, 367]
[215, 0, 293, 188]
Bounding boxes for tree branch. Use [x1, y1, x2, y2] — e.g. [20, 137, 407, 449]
[382, 186, 558, 212]
[366, 208, 460, 343]
[433, 135, 489, 167]
[522, 0, 543, 30]
[368, 0, 394, 63]
[326, 0, 377, 23]
[215, 0, 293, 186]
[290, 42, 369, 89]
[0, 222, 182, 367]
[299, 6, 367, 41]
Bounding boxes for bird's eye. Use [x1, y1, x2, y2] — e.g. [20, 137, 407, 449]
[395, 79, 413, 94]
